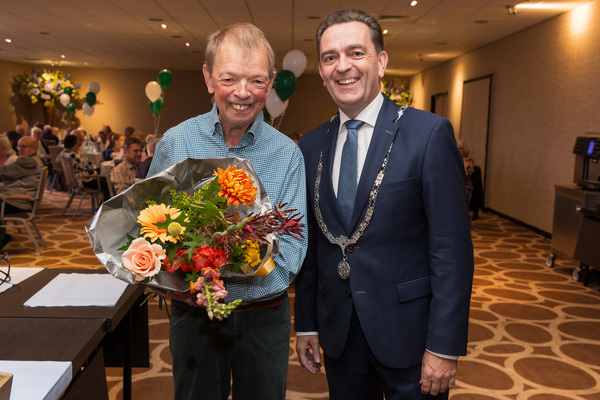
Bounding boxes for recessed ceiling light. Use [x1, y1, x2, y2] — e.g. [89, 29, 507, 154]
[410, 1, 418, 6]
[61, 54, 65, 59]
[185, 42, 190, 47]
[383, 29, 389, 35]
[4, 38, 11, 43]
[161, 24, 167, 29]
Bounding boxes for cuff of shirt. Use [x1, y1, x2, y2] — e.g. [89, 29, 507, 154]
[426, 349, 458, 360]
[296, 331, 318, 336]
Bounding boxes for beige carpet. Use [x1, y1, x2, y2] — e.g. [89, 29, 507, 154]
[5, 189, 600, 400]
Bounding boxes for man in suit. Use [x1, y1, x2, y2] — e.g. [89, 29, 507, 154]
[294, 9, 474, 400]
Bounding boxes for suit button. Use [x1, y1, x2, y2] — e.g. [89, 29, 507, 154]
[345, 290, 351, 297]
[347, 244, 355, 252]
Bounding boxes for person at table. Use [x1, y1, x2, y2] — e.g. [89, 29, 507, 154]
[30, 127, 50, 162]
[110, 136, 142, 194]
[58, 134, 110, 200]
[294, 9, 474, 400]
[124, 126, 135, 138]
[42, 125, 59, 145]
[0, 136, 44, 250]
[104, 133, 124, 161]
[135, 134, 158, 179]
[148, 22, 307, 400]
[0, 135, 18, 167]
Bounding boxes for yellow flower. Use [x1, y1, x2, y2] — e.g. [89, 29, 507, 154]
[138, 204, 186, 243]
[215, 166, 258, 208]
[242, 240, 261, 268]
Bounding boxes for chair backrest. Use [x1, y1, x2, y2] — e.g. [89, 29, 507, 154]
[60, 155, 77, 188]
[32, 167, 49, 215]
[48, 146, 64, 173]
[105, 172, 116, 198]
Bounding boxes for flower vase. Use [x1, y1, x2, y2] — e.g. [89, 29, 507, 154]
[43, 104, 55, 126]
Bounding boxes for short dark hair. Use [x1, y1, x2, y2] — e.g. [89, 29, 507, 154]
[5, 130, 20, 143]
[316, 9, 384, 59]
[123, 136, 142, 149]
[63, 134, 78, 149]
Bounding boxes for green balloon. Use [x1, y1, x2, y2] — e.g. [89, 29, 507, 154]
[149, 97, 164, 114]
[273, 70, 297, 101]
[263, 107, 271, 121]
[64, 87, 73, 96]
[66, 102, 76, 115]
[157, 69, 173, 90]
[85, 91, 96, 106]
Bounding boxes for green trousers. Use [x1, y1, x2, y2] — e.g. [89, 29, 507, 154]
[169, 293, 291, 400]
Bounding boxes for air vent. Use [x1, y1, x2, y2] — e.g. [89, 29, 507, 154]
[379, 15, 414, 21]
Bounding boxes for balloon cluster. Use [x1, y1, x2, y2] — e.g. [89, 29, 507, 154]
[265, 50, 306, 121]
[145, 69, 173, 115]
[59, 81, 100, 117]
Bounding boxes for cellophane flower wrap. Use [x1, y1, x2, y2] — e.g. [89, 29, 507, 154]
[86, 157, 303, 320]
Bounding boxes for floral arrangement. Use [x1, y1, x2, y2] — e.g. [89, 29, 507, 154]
[381, 78, 411, 106]
[118, 165, 303, 320]
[15, 69, 80, 107]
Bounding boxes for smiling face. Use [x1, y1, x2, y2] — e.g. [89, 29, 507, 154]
[203, 39, 274, 137]
[318, 21, 388, 119]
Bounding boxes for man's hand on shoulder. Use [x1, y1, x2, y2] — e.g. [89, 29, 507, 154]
[420, 351, 457, 395]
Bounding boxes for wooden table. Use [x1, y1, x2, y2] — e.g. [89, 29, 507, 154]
[0, 268, 149, 400]
[0, 318, 108, 399]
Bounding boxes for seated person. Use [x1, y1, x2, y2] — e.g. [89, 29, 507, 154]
[136, 135, 159, 179]
[31, 127, 50, 162]
[110, 137, 143, 194]
[104, 133, 124, 161]
[42, 125, 59, 145]
[58, 135, 110, 200]
[0, 136, 44, 249]
[0, 136, 18, 167]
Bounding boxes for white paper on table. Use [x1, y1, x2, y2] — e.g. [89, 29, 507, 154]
[23, 273, 129, 307]
[0, 360, 72, 400]
[0, 267, 44, 294]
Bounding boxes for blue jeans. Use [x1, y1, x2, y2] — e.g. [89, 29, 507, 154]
[169, 293, 291, 400]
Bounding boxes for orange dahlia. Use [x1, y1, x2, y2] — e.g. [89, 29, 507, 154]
[214, 166, 258, 208]
[138, 204, 186, 244]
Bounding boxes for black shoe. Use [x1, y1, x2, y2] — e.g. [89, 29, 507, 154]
[0, 234, 13, 251]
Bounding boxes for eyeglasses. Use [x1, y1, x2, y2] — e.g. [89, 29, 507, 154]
[0, 252, 11, 287]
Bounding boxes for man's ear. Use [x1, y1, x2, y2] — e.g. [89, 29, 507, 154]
[203, 64, 215, 94]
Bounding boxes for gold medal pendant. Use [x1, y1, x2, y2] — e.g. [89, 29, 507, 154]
[337, 260, 350, 280]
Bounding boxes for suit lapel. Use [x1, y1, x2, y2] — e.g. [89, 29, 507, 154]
[351, 98, 401, 228]
[319, 116, 349, 234]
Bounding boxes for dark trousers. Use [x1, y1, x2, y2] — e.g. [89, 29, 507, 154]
[324, 307, 448, 400]
[169, 293, 291, 400]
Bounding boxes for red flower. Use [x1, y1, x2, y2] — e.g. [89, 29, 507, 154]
[192, 246, 227, 271]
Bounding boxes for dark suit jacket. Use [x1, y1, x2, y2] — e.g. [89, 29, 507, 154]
[294, 95, 474, 369]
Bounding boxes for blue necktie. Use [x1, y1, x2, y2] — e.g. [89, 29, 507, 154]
[338, 119, 364, 225]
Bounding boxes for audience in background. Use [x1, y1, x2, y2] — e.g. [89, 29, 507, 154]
[0, 136, 44, 250]
[124, 126, 135, 138]
[31, 127, 50, 162]
[15, 124, 26, 137]
[0, 136, 18, 167]
[5, 130, 20, 153]
[110, 136, 143, 194]
[42, 125, 59, 145]
[136, 135, 159, 179]
[104, 133, 124, 161]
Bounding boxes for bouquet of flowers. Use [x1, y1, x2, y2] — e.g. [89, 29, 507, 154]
[381, 78, 411, 106]
[86, 157, 303, 320]
[15, 69, 80, 107]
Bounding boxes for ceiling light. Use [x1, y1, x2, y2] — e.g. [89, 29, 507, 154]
[410, 1, 418, 6]
[185, 42, 190, 47]
[161, 24, 167, 29]
[507, 5, 517, 15]
[383, 29, 389, 35]
[4, 38, 11, 43]
[61, 54, 65, 59]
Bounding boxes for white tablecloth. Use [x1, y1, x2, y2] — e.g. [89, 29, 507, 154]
[100, 160, 115, 178]
[84, 152, 104, 167]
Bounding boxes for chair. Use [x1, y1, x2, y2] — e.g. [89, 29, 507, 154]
[48, 145, 65, 193]
[0, 167, 49, 255]
[105, 171, 116, 198]
[61, 156, 104, 219]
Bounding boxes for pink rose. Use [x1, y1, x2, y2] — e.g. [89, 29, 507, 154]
[122, 237, 166, 281]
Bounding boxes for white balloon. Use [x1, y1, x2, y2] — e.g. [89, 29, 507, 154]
[88, 81, 101, 94]
[83, 103, 95, 116]
[266, 90, 289, 118]
[283, 50, 307, 77]
[145, 81, 162, 102]
[59, 93, 70, 107]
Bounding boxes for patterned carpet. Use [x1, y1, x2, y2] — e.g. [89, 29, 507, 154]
[5, 189, 600, 399]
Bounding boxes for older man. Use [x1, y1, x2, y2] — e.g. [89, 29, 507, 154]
[148, 22, 307, 400]
[110, 136, 142, 194]
[295, 9, 473, 400]
[0, 136, 44, 249]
